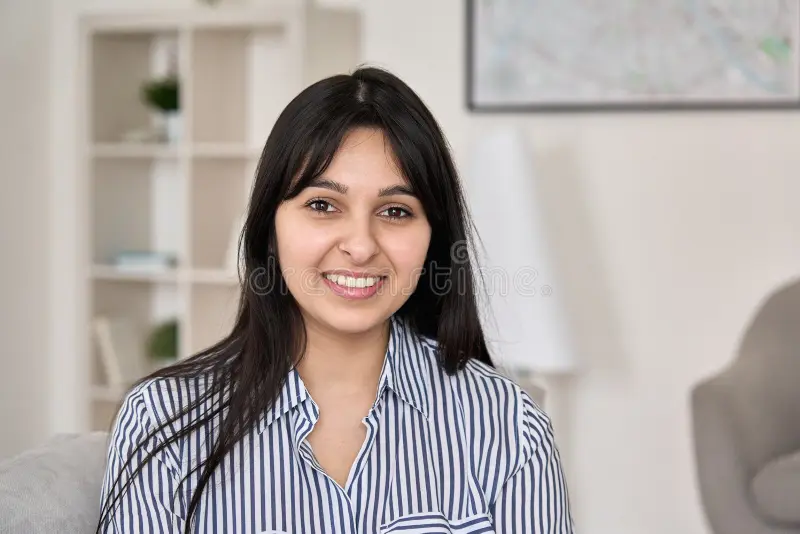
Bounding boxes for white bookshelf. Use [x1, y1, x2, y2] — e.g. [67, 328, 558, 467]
[80, 1, 361, 430]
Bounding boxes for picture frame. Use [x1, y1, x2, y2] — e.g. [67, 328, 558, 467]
[466, 0, 800, 112]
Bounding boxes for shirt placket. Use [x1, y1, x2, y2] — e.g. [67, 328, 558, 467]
[291, 387, 389, 534]
[292, 396, 364, 534]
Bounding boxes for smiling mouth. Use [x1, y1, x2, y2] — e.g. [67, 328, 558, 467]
[322, 272, 387, 289]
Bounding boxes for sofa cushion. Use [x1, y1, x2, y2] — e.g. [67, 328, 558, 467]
[0, 432, 109, 534]
[751, 448, 800, 525]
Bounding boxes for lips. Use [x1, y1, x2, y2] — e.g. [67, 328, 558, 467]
[321, 273, 387, 300]
[322, 272, 385, 289]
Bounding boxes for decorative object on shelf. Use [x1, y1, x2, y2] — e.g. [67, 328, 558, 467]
[467, 0, 800, 111]
[141, 74, 181, 143]
[120, 127, 162, 144]
[92, 316, 147, 389]
[112, 250, 177, 273]
[313, 0, 364, 9]
[146, 319, 179, 365]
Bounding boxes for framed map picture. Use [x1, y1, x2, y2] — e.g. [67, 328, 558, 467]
[467, 0, 800, 111]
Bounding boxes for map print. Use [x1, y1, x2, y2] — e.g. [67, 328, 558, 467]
[470, 0, 800, 108]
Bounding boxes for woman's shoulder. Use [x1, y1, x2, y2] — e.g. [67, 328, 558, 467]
[456, 360, 557, 473]
[113, 373, 215, 444]
[416, 335, 550, 433]
[447, 356, 556, 455]
[458, 358, 549, 419]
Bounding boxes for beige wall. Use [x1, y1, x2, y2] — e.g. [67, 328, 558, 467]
[0, 0, 52, 458]
[363, 1, 800, 533]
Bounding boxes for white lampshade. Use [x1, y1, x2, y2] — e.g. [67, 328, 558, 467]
[465, 127, 577, 374]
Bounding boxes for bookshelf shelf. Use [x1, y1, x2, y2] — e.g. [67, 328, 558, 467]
[191, 143, 262, 159]
[90, 143, 182, 159]
[90, 143, 260, 159]
[91, 264, 180, 283]
[187, 268, 241, 286]
[80, 3, 362, 432]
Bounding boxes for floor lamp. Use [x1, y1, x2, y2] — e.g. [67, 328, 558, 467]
[465, 126, 578, 445]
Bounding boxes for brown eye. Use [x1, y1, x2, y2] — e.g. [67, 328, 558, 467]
[380, 206, 412, 220]
[305, 199, 335, 214]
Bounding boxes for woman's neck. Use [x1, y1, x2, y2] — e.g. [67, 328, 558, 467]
[296, 317, 390, 397]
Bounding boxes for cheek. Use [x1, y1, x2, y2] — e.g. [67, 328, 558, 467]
[275, 213, 333, 269]
[385, 226, 431, 276]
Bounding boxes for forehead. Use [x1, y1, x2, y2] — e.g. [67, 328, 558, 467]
[323, 127, 405, 186]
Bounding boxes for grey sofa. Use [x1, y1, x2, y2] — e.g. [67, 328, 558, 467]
[0, 432, 109, 534]
[692, 277, 800, 533]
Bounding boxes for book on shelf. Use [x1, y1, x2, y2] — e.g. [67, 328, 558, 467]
[112, 250, 177, 273]
[112, 263, 174, 274]
[91, 315, 148, 390]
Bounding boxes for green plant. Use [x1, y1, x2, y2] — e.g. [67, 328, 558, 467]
[141, 75, 180, 112]
[146, 319, 179, 360]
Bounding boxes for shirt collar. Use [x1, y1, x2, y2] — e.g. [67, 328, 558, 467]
[257, 315, 431, 433]
[380, 314, 431, 419]
[256, 367, 309, 434]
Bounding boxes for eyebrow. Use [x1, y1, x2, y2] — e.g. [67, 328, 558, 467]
[306, 177, 418, 198]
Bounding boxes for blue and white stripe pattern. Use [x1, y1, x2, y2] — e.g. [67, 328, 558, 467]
[100, 315, 574, 533]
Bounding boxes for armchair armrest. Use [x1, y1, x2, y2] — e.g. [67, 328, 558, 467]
[691, 372, 800, 534]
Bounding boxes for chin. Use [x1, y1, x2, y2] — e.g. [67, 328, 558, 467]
[308, 303, 393, 336]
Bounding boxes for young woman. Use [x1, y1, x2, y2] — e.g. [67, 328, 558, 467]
[98, 67, 573, 534]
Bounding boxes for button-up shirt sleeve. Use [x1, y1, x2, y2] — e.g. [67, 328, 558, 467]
[491, 392, 575, 533]
[99, 384, 186, 533]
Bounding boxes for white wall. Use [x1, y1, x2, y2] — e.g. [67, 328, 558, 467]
[363, 1, 800, 533]
[0, 0, 53, 458]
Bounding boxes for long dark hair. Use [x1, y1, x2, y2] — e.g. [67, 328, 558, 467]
[97, 66, 494, 533]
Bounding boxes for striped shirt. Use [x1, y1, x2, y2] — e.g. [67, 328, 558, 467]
[100, 315, 574, 533]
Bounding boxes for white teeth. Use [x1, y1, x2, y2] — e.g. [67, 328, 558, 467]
[325, 274, 381, 288]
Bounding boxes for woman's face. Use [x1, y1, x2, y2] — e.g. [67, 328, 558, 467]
[274, 127, 432, 335]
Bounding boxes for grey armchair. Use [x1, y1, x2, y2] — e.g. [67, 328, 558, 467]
[692, 277, 800, 533]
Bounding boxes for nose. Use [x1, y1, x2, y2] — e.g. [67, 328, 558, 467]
[338, 214, 379, 264]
